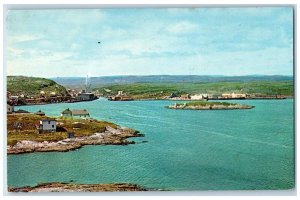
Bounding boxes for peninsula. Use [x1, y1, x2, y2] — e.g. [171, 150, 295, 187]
[166, 101, 254, 110]
[7, 114, 144, 154]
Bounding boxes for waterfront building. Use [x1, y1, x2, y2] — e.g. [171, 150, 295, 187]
[61, 108, 90, 118]
[39, 119, 56, 133]
[190, 94, 208, 100]
[108, 91, 133, 101]
[180, 94, 191, 100]
[221, 93, 246, 99]
[61, 108, 73, 117]
[77, 93, 96, 101]
[72, 109, 90, 118]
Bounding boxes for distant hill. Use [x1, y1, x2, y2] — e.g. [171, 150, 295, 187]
[95, 81, 294, 99]
[7, 76, 69, 96]
[51, 75, 293, 88]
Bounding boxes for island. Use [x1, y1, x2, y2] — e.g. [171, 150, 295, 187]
[8, 182, 148, 192]
[166, 101, 254, 110]
[7, 113, 144, 154]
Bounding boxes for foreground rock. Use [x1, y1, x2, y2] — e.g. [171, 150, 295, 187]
[166, 102, 254, 110]
[8, 182, 147, 192]
[7, 126, 144, 154]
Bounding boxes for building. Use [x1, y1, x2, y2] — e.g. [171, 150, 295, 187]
[108, 91, 133, 101]
[7, 104, 14, 113]
[72, 109, 90, 118]
[190, 94, 208, 100]
[221, 93, 246, 99]
[61, 108, 73, 117]
[77, 93, 96, 101]
[61, 108, 90, 118]
[39, 119, 56, 133]
[180, 94, 190, 100]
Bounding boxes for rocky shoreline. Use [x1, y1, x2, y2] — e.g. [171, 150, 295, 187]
[8, 182, 148, 192]
[7, 126, 144, 154]
[167, 103, 254, 110]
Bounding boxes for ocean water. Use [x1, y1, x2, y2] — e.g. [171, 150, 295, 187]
[7, 99, 294, 190]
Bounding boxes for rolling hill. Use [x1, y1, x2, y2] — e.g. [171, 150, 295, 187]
[7, 76, 69, 97]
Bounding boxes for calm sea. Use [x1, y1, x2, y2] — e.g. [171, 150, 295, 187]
[8, 99, 294, 190]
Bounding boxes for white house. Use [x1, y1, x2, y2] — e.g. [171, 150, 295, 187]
[72, 109, 90, 118]
[221, 92, 246, 99]
[190, 94, 208, 100]
[39, 119, 56, 133]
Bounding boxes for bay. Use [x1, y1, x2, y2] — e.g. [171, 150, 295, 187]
[7, 99, 294, 190]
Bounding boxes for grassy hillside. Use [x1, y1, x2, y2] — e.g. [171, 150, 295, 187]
[7, 76, 69, 97]
[7, 114, 118, 145]
[95, 81, 294, 99]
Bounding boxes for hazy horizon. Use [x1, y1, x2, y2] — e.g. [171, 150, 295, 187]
[6, 7, 294, 77]
[6, 74, 294, 79]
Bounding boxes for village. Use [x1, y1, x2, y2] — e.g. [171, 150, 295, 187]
[107, 90, 286, 101]
[7, 88, 99, 106]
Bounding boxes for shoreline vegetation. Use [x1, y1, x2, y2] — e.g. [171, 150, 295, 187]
[98, 81, 293, 101]
[8, 182, 148, 192]
[166, 101, 254, 110]
[7, 114, 144, 154]
[7, 76, 293, 106]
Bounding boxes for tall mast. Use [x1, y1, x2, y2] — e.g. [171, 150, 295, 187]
[85, 75, 88, 91]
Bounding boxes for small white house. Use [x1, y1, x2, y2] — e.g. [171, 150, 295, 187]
[191, 94, 208, 100]
[191, 94, 204, 100]
[39, 119, 56, 133]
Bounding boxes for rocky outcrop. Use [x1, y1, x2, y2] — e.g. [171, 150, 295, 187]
[7, 126, 144, 154]
[167, 103, 254, 110]
[8, 182, 147, 192]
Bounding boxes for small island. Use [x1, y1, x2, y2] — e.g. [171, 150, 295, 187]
[166, 101, 254, 110]
[8, 182, 148, 192]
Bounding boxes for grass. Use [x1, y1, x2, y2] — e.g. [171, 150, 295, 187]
[7, 76, 68, 97]
[94, 81, 294, 99]
[7, 114, 118, 145]
[184, 101, 237, 106]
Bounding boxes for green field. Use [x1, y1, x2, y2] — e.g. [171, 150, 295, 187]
[7, 76, 68, 97]
[94, 81, 294, 99]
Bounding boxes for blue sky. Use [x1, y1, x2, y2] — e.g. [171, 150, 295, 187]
[6, 7, 294, 77]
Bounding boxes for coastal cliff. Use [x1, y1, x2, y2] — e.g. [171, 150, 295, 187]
[166, 101, 254, 110]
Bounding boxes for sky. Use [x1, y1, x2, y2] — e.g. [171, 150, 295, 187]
[6, 7, 294, 77]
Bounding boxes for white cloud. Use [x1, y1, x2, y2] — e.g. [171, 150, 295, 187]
[166, 21, 199, 34]
[8, 34, 43, 44]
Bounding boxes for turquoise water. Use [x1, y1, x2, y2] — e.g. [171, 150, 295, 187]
[8, 99, 294, 190]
